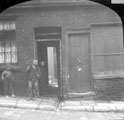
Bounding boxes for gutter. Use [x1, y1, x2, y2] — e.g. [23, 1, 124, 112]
[9, 1, 99, 9]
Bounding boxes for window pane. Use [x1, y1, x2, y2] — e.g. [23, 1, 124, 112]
[12, 52, 17, 63]
[0, 32, 3, 41]
[3, 22, 10, 30]
[0, 43, 4, 52]
[0, 23, 3, 31]
[5, 43, 11, 52]
[5, 52, 11, 63]
[0, 53, 4, 63]
[11, 42, 17, 52]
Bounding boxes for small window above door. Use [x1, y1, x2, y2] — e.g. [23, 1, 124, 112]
[34, 27, 61, 40]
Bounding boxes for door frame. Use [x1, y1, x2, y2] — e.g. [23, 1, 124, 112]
[66, 29, 94, 95]
[36, 39, 61, 96]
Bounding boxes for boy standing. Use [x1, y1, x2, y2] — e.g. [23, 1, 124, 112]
[1, 66, 15, 97]
[26, 59, 41, 100]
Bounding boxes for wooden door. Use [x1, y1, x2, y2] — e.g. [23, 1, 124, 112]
[68, 33, 91, 93]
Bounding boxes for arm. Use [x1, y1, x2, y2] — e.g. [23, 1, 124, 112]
[36, 66, 41, 79]
[10, 72, 15, 81]
[26, 65, 31, 73]
[1, 71, 5, 81]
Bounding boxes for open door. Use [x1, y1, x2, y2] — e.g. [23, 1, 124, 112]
[35, 27, 61, 97]
[37, 41, 60, 97]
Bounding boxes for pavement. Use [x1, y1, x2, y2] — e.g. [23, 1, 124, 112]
[0, 96, 58, 111]
[60, 100, 124, 112]
[0, 107, 124, 120]
[1, 96, 124, 112]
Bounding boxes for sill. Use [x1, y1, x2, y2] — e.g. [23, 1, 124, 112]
[93, 74, 124, 79]
[0, 64, 21, 71]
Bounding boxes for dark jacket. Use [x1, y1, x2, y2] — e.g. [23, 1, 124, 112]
[26, 64, 41, 81]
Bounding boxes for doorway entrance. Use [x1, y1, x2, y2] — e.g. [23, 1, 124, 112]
[37, 41, 60, 97]
[35, 27, 61, 97]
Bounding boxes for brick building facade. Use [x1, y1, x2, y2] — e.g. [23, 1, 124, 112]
[0, 0, 123, 100]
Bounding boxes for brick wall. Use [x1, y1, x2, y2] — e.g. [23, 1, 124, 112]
[0, 4, 122, 97]
[94, 78, 124, 101]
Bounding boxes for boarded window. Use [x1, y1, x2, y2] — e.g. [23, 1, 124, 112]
[92, 24, 124, 78]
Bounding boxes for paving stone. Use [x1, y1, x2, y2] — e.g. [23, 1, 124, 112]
[114, 106, 124, 111]
[1, 96, 124, 112]
[94, 102, 118, 112]
[93, 105, 115, 112]
[38, 101, 56, 111]
[109, 102, 124, 112]
[0, 98, 17, 107]
[38, 105, 56, 111]
[62, 101, 81, 106]
[61, 106, 93, 111]
[16, 99, 40, 109]
[80, 101, 96, 106]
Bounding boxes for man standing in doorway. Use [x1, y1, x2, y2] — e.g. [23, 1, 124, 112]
[26, 59, 41, 100]
[1, 65, 15, 97]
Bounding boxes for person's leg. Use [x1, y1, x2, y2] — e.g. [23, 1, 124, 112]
[9, 80, 15, 97]
[27, 80, 33, 100]
[4, 80, 8, 97]
[33, 80, 36, 100]
[36, 80, 39, 98]
[34, 80, 39, 99]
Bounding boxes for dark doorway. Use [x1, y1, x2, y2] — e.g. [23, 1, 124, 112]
[35, 27, 61, 97]
[37, 41, 60, 97]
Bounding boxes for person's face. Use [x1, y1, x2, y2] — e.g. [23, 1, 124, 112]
[41, 62, 45, 66]
[33, 60, 38, 65]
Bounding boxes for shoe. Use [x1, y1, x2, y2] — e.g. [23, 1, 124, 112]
[5, 95, 9, 98]
[11, 94, 16, 98]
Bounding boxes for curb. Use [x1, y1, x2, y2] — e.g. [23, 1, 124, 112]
[0, 98, 57, 111]
[1, 98, 124, 112]
[60, 101, 124, 112]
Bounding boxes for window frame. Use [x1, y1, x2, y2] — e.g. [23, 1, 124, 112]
[0, 21, 18, 64]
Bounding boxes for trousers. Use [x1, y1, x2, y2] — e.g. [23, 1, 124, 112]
[27, 79, 39, 99]
[3, 79, 14, 96]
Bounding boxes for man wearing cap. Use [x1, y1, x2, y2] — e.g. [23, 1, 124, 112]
[1, 65, 15, 97]
[26, 59, 41, 100]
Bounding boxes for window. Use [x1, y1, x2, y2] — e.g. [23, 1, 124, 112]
[0, 21, 17, 64]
